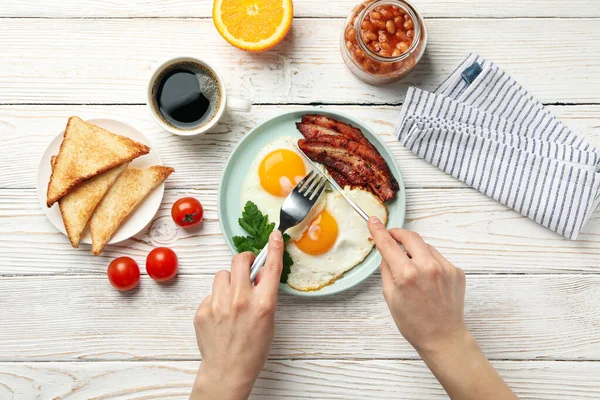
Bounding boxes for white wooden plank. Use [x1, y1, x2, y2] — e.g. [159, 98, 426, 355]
[1, 2, 599, 398]
[3, 0, 599, 18]
[1, 360, 599, 400]
[1, 104, 598, 190]
[0, 274, 599, 361]
[1, 19, 599, 104]
[1, 187, 599, 275]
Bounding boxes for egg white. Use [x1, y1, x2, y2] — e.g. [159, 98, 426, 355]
[286, 187, 388, 291]
[240, 136, 326, 239]
[240, 136, 389, 291]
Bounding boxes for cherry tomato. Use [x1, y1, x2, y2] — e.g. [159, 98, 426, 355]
[146, 247, 178, 282]
[107, 257, 140, 291]
[172, 197, 204, 227]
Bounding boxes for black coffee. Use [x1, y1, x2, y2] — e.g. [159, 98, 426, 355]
[152, 62, 221, 130]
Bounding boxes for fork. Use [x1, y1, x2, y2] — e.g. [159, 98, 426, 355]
[249, 170, 327, 282]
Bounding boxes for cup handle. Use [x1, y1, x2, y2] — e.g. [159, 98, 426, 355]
[226, 96, 252, 113]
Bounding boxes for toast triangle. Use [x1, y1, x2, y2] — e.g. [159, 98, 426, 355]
[51, 156, 128, 248]
[46, 116, 150, 207]
[90, 166, 174, 255]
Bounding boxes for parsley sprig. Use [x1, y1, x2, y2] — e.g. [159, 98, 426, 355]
[232, 201, 292, 283]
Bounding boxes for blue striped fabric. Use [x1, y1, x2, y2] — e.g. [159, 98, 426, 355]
[395, 54, 600, 239]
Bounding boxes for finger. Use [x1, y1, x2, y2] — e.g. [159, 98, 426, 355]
[257, 230, 284, 295]
[200, 294, 212, 307]
[427, 244, 453, 271]
[379, 260, 395, 300]
[368, 217, 409, 267]
[212, 270, 230, 297]
[456, 267, 466, 285]
[388, 228, 431, 260]
[254, 269, 264, 286]
[230, 252, 254, 292]
[194, 295, 212, 326]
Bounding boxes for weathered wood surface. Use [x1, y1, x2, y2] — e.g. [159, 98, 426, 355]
[1, 19, 599, 104]
[2, 0, 599, 18]
[1, 188, 599, 275]
[1, 360, 600, 400]
[1, 105, 598, 190]
[0, 274, 599, 361]
[2, 0, 600, 397]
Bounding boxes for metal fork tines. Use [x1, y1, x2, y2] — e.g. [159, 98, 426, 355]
[249, 170, 327, 282]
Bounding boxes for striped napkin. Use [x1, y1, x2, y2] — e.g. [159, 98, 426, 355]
[395, 54, 600, 239]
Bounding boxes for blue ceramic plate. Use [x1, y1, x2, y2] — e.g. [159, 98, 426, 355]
[218, 109, 406, 297]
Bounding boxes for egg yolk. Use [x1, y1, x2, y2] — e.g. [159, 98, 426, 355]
[295, 210, 339, 255]
[258, 149, 306, 197]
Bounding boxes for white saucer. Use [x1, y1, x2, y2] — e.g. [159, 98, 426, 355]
[37, 118, 165, 246]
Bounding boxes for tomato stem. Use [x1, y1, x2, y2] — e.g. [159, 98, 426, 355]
[184, 212, 197, 223]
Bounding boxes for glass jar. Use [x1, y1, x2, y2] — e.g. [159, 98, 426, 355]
[340, 0, 427, 85]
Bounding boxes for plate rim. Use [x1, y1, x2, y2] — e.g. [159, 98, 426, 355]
[36, 117, 165, 246]
[217, 108, 406, 297]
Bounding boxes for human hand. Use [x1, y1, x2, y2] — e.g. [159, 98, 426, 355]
[367, 219, 518, 399]
[190, 231, 284, 400]
[367, 217, 469, 358]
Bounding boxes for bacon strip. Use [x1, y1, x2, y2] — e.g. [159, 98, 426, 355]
[316, 155, 369, 188]
[326, 168, 351, 188]
[296, 123, 352, 187]
[296, 123, 339, 140]
[296, 114, 400, 201]
[299, 139, 397, 202]
[301, 134, 399, 193]
[302, 115, 373, 149]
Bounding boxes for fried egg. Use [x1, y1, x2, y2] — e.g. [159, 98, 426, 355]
[241, 136, 326, 235]
[286, 188, 388, 291]
[240, 136, 388, 291]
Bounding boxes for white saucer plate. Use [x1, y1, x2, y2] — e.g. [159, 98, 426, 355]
[37, 118, 165, 246]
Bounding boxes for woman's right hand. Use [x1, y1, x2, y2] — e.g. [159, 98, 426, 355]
[367, 217, 518, 400]
[367, 217, 469, 357]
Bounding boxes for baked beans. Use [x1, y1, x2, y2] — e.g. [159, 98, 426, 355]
[340, 0, 427, 85]
[358, 4, 414, 59]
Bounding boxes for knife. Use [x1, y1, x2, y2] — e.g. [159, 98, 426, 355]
[296, 144, 370, 221]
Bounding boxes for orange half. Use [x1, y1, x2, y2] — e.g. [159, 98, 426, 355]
[213, 0, 293, 52]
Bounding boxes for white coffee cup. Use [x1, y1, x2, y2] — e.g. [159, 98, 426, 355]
[147, 56, 251, 136]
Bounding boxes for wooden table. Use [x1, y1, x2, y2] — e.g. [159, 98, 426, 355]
[1, 1, 599, 398]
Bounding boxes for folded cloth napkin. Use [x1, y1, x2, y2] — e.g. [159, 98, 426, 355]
[395, 54, 600, 239]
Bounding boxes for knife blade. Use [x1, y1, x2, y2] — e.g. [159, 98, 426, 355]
[296, 144, 370, 221]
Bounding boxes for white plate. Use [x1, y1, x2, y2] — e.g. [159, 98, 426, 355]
[37, 118, 165, 246]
